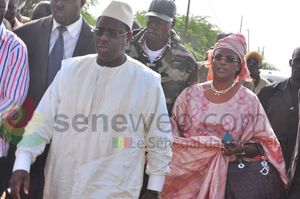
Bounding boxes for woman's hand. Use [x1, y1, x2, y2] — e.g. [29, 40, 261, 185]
[222, 141, 245, 156]
[222, 142, 261, 158]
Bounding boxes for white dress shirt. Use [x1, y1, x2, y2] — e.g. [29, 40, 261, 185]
[49, 16, 83, 59]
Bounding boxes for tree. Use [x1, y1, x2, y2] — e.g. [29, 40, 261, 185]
[261, 62, 279, 71]
[174, 15, 220, 60]
[81, 2, 97, 26]
[259, 49, 279, 71]
[135, 11, 147, 28]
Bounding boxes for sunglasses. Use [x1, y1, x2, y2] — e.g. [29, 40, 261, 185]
[91, 28, 128, 38]
[213, 53, 240, 64]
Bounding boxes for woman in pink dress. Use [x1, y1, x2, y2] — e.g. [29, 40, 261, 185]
[161, 33, 288, 199]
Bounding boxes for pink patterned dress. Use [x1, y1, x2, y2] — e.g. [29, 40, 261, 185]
[161, 83, 288, 199]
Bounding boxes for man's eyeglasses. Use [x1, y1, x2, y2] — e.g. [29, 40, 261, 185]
[91, 28, 128, 38]
[213, 53, 240, 64]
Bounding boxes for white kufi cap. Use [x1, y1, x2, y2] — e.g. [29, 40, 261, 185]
[100, 0, 133, 29]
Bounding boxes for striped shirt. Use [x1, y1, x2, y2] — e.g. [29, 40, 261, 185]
[0, 24, 29, 156]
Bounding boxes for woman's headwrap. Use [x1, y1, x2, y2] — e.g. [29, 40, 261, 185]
[205, 33, 251, 82]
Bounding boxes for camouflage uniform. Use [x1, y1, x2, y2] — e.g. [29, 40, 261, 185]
[127, 28, 198, 114]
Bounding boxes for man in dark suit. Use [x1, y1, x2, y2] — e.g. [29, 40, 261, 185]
[258, 47, 300, 198]
[8, 0, 96, 198]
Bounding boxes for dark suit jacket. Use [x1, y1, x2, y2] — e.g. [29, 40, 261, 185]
[12, 16, 96, 199]
[14, 16, 96, 106]
[258, 78, 300, 189]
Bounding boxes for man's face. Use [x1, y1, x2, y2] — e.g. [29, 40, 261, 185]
[146, 16, 172, 46]
[50, 0, 82, 26]
[4, 0, 18, 24]
[0, 0, 8, 25]
[247, 58, 260, 79]
[290, 49, 300, 80]
[95, 16, 130, 66]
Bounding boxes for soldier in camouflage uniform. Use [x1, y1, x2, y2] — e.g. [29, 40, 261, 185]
[127, 0, 198, 115]
[127, 0, 198, 197]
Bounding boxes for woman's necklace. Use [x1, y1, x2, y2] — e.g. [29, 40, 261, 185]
[210, 81, 236, 96]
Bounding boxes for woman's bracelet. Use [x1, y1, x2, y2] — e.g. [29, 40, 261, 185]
[236, 143, 247, 156]
[237, 143, 261, 157]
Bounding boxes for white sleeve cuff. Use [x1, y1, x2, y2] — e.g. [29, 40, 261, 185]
[13, 152, 32, 173]
[147, 175, 165, 192]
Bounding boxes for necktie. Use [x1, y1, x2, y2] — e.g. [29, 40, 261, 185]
[47, 26, 67, 85]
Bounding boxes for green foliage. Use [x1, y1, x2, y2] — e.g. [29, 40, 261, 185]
[19, 0, 220, 62]
[135, 12, 220, 61]
[80, 0, 98, 27]
[260, 51, 279, 71]
[21, 1, 279, 71]
[81, 9, 96, 26]
[20, 0, 98, 18]
[19, 1, 278, 69]
[261, 62, 279, 71]
[135, 11, 147, 28]
[174, 15, 220, 60]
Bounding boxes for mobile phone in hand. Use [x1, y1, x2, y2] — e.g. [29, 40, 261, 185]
[222, 132, 234, 149]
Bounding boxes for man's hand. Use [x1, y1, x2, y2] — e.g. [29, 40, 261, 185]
[10, 170, 30, 199]
[140, 190, 160, 199]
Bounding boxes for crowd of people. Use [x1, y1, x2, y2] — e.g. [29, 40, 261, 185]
[0, 0, 299, 198]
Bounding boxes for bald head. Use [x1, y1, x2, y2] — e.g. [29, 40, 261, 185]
[292, 47, 300, 59]
[32, 1, 51, 20]
[289, 47, 300, 87]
